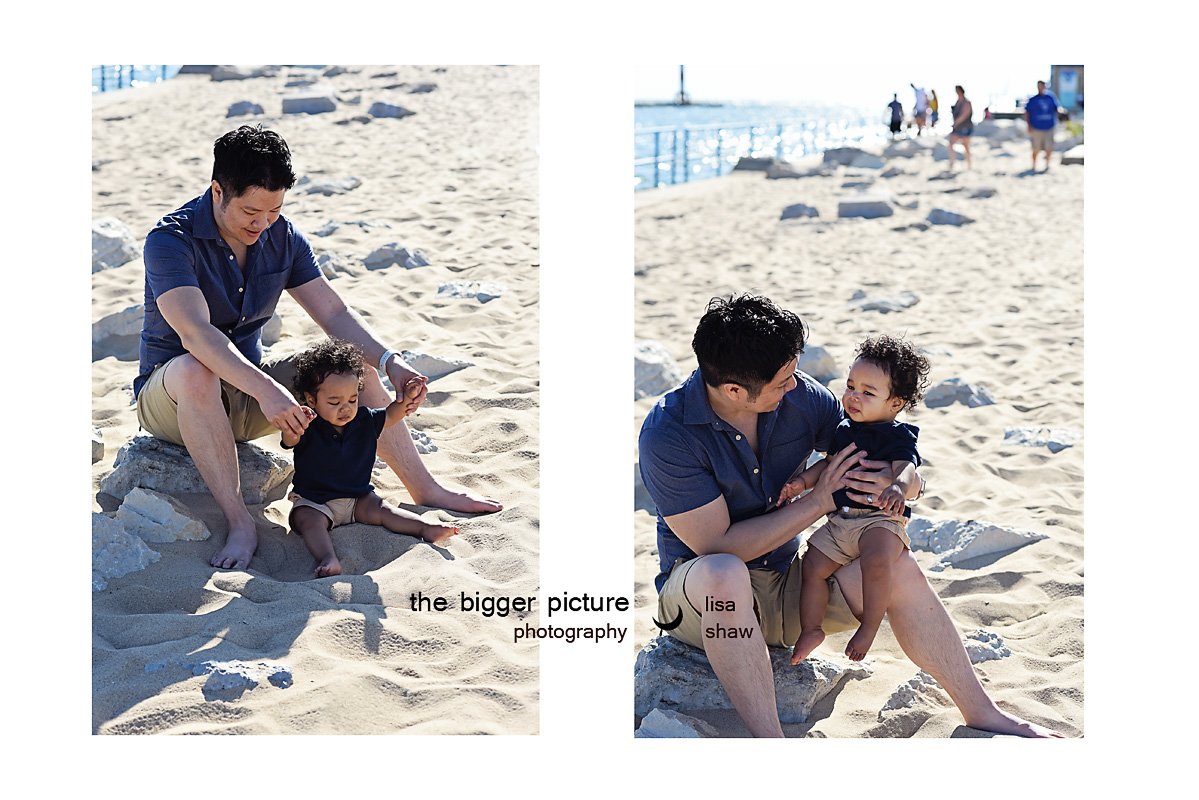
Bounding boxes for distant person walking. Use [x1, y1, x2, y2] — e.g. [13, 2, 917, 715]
[948, 85, 973, 170]
[1024, 80, 1063, 172]
[910, 83, 928, 135]
[929, 90, 940, 128]
[887, 94, 904, 139]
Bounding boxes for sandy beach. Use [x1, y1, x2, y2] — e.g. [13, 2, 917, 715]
[633, 127, 1084, 737]
[91, 65, 539, 734]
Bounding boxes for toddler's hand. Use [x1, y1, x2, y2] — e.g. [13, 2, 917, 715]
[400, 377, 428, 416]
[301, 406, 317, 422]
[876, 483, 906, 517]
[776, 478, 807, 507]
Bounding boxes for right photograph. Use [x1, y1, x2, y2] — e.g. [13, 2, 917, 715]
[632, 64, 1084, 738]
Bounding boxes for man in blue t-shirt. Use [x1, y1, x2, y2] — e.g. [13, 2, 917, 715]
[637, 294, 1061, 738]
[1024, 80, 1063, 172]
[135, 126, 501, 571]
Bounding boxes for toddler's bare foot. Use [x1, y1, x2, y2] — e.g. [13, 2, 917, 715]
[790, 628, 825, 664]
[845, 625, 878, 661]
[315, 555, 342, 578]
[420, 521, 460, 545]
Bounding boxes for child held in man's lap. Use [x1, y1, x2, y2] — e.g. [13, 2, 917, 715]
[780, 335, 930, 663]
[283, 338, 458, 577]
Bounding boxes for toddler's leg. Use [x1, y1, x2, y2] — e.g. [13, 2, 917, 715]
[792, 547, 842, 664]
[845, 527, 907, 661]
[291, 507, 342, 577]
[354, 493, 460, 544]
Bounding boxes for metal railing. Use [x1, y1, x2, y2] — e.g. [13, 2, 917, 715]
[634, 122, 787, 190]
[92, 65, 177, 94]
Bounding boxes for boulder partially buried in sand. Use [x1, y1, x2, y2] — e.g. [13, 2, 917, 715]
[780, 203, 819, 220]
[635, 340, 685, 400]
[927, 208, 975, 226]
[797, 345, 839, 385]
[296, 175, 362, 196]
[92, 217, 140, 272]
[848, 289, 919, 314]
[838, 194, 894, 219]
[635, 636, 870, 724]
[99, 435, 293, 505]
[635, 708, 720, 738]
[1003, 426, 1079, 453]
[924, 378, 994, 408]
[92, 303, 143, 361]
[364, 243, 430, 270]
[907, 517, 1048, 571]
[368, 101, 416, 119]
[437, 281, 504, 303]
[93, 512, 160, 591]
[115, 487, 212, 543]
[282, 92, 337, 114]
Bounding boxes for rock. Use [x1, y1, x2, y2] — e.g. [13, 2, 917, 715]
[882, 139, 925, 158]
[895, 198, 919, 210]
[408, 428, 437, 454]
[634, 461, 656, 514]
[93, 512, 160, 591]
[226, 100, 264, 117]
[841, 180, 875, 190]
[210, 65, 278, 81]
[635, 340, 685, 400]
[399, 350, 473, 382]
[281, 92, 337, 114]
[190, 659, 293, 701]
[968, 187, 998, 199]
[964, 629, 1011, 663]
[92, 427, 105, 464]
[635, 708, 720, 738]
[99, 435, 293, 505]
[115, 487, 211, 543]
[323, 66, 353, 78]
[733, 157, 776, 172]
[838, 194, 894, 219]
[780, 203, 819, 220]
[848, 291, 919, 314]
[261, 312, 282, 347]
[92, 217, 140, 272]
[972, 119, 1025, 143]
[766, 157, 829, 179]
[823, 146, 873, 167]
[1002, 426, 1080, 453]
[927, 208, 975, 226]
[312, 221, 340, 237]
[1061, 145, 1084, 165]
[880, 166, 904, 178]
[932, 142, 969, 161]
[798, 345, 838, 384]
[92, 303, 143, 361]
[284, 76, 318, 89]
[382, 82, 438, 94]
[316, 252, 351, 279]
[849, 152, 885, 169]
[924, 378, 994, 408]
[907, 517, 1048, 571]
[368, 101, 416, 119]
[296, 175, 362, 196]
[634, 636, 870, 724]
[364, 243, 430, 270]
[879, 670, 951, 714]
[437, 281, 504, 303]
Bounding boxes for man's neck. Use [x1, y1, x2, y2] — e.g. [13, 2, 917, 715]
[705, 386, 758, 433]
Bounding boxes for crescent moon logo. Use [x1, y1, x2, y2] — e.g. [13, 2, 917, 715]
[653, 605, 684, 631]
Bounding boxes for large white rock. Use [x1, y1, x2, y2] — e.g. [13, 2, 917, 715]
[315, 252, 351, 279]
[92, 303, 143, 361]
[798, 345, 838, 385]
[399, 350, 473, 382]
[99, 436, 293, 505]
[963, 629, 1012, 663]
[848, 289, 919, 314]
[635, 708, 720, 738]
[92, 217, 140, 272]
[437, 281, 504, 303]
[635, 340, 684, 400]
[364, 243, 430, 270]
[93, 512, 160, 591]
[838, 194, 894, 219]
[1003, 426, 1080, 453]
[296, 175, 362, 196]
[634, 635, 870, 724]
[115, 487, 212, 543]
[92, 426, 105, 464]
[924, 378, 994, 408]
[907, 517, 1048, 571]
[282, 92, 337, 114]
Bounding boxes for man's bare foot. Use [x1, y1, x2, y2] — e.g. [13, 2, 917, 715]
[845, 625, 878, 661]
[416, 484, 502, 514]
[315, 555, 342, 578]
[967, 705, 1066, 738]
[211, 520, 257, 570]
[790, 628, 825, 664]
[420, 522, 460, 545]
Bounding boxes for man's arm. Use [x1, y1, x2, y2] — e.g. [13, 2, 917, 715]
[665, 444, 862, 563]
[156, 286, 309, 436]
[287, 277, 428, 412]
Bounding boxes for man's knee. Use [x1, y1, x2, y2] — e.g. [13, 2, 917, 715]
[689, 554, 752, 599]
[164, 354, 220, 401]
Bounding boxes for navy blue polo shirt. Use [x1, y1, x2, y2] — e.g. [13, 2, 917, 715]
[638, 369, 844, 592]
[284, 407, 389, 504]
[135, 188, 322, 398]
[829, 418, 920, 516]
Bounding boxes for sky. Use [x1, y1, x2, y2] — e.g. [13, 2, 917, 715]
[634, 63, 1054, 110]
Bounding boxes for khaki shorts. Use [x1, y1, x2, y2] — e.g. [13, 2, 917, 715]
[656, 550, 859, 650]
[288, 492, 362, 528]
[135, 353, 299, 446]
[808, 509, 910, 566]
[1030, 128, 1054, 151]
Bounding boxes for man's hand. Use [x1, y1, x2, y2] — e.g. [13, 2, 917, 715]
[385, 358, 428, 416]
[810, 444, 863, 513]
[842, 457, 897, 506]
[874, 483, 906, 516]
[257, 381, 313, 438]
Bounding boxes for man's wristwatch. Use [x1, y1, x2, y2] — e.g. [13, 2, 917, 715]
[378, 348, 397, 374]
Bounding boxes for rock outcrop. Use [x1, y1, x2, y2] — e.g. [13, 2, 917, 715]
[924, 378, 995, 408]
[93, 512, 160, 591]
[635, 340, 685, 400]
[907, 517, 1048, 571]
[114, 487, 212, 543]
[92, 218, 140, 272]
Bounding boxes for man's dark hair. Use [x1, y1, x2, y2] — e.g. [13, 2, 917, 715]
[955, 84, 965, 94]
[292, 338, 365, 399]
[854, 334, 931, 411]
[212, 125, 296, 204]
[692, 294, 807, 398]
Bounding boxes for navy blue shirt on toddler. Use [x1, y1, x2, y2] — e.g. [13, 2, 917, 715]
[829, 418, 920, 517]
[284, 407, 389, 504]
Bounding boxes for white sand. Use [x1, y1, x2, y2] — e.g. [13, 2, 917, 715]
[91, 65, 539, 734]
[633, 131, 1084, 737]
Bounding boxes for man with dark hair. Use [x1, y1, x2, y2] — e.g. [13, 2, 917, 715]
[638, 294, 1060, 737]
[136, 125, 500, 571]
[1024, 80, 1063, 172]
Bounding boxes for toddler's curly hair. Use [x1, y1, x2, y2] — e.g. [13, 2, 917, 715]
[855, 334, 930, 411]
[292, 338, 365, 400]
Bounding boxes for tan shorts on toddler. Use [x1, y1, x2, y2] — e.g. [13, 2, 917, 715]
[289, 492, 361, 528]
[807, 508, 910, 566]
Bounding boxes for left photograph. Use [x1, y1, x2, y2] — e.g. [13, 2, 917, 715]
[91, 65, 539, 734]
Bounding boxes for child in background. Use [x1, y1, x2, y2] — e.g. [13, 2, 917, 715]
[779, 335, 930, 662]
[284, 338, 459, 577]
